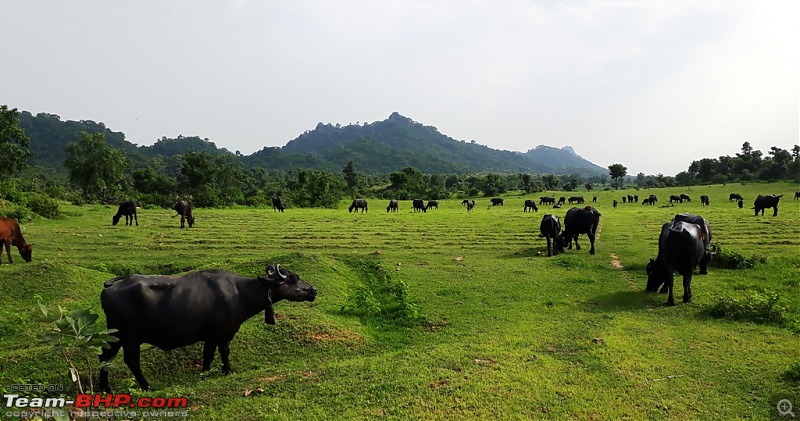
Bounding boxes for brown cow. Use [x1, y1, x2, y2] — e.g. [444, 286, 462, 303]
[0, 217, 33, 263]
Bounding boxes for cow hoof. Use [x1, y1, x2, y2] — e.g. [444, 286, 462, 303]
[699, 270, 707, 275]
[666, 301, 676, 306]
[589, 250, 595, 255]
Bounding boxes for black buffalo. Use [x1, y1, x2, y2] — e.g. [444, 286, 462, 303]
[592, 196, 597, 203]
[413, 199, 427, 213]
[463, 199, 475, 211]
[729, 193, 743, 202]
[112, 201, 139, 226]
[641, 197, 654, 205]
[349, 199, 368, 213]
[539, 214, 563, 257]
[491, 197, 504, 206]
[700, 195, 709, 206]
[753, 194, 782, 216]
[272, 197, 286, 212]
[738, 199, 744, 209]
[646, 220, 715, 305]
[523, 200, 538, 213]
[539, 197, 555, 205]
[622, 196, 627, 204]
[387, 199, 399, 212]
[173, 200, 195, 228]
[613, 200, 618, 208]
[795, 191, 800, 200]
[426, 200, 439, 210]
[568, 196, 584, 205]
[98, 264, 317, 391]
[561, 206, 601, 254]
[558, 197, 566, 205]
[669, 195, 683, 204]
[634, 195, 639, 203]
[680, 194, 691, 202]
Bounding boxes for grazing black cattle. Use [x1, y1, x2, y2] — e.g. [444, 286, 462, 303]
[795, 191, 800, 200]
[491, 197, 504, 206]
[466, 200, 475, 211]
[386, 199, 399, 212]
[729, 193, 743, 202]
[753, 194, 782, 216]
[348, 199, 368, 213]
[634, 195, 639, 203]
[523, 200, 538, 213]
[627, 195, 634, 203]
[426, 200, 439, 210]
[612, 200, 618, 208]
[539, 197, 555, 205]
[680, 194, 691, 202]
[462, 199, 471, 207]
[272, 197, 285, 212]
[560, 206, 601, 255]
[669, 195, 683, 204]
[738, 199, 744, 209]
[98, 265, 317, 391]
[622, 196, 627, 204]
[646, 221, 715, 305]
[539, 214, 563, 257]
[412, 199, 427, 213]
[112, 201, 139, 226]
[557, 197, 566, 205]
[173, 200, 195, 228]
[700, 195, 709, 206]
[568, 196, 584, 205]
[672, 213, 713, 263]
[592, 196, 597, 203]
[641, 197, 655, 205]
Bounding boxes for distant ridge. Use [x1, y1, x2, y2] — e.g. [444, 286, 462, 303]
[18, 109, 606, 175]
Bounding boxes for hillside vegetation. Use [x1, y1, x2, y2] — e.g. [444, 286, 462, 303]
[1, 182, 798, 419]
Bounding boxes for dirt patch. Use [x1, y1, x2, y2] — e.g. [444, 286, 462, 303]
[610, 253, 624, 269]
[303, 327, 364, 345]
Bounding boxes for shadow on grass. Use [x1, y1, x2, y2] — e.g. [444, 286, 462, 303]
[499, 248, 546, 259]
[581, 290, 662, 312]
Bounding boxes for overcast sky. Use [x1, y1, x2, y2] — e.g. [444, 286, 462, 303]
[3, 1, 798, 175]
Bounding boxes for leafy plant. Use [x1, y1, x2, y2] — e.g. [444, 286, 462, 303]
[341, 259, 423, 326]
[27, 193, 62, 219]
[36, 297, 119, 393]
[709, 245, 766, 269]
[706, 291, 797, 328]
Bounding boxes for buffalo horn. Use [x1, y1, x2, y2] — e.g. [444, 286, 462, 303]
[275, 264, 288, 279]
[709, 243, 718, 255]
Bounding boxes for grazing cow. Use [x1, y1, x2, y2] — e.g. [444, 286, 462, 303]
[539, 214, 564, 257]
[568, 196, 584, 205]
[729, 193, 743, 202]
[523, 200, 539, 213]
[462, 199, 471, 207]
[386, 199, 399, 212]
[628, 195, 634, 203]
[98, 264, 317, 391]
[738, 199, 744, 209]
[466, 200, 475, 211]
[646, 220, 715, 305]
[592, 196, 597, 203]
[753, 194, 782, 216]
[348, 199, 368, 213]
[700, 195, 710, 206]
[272, 197, 286, 212]
[0, 217, 32, 264]
[669, 195, 683, 204]
[641, 197, 654, 205]
[794, 191, 800, 200]
[557, 197, 566, 205]
[112, 201, 139, 226]
[173, 200, 195, 228]
[491, 197, 504, 206]
[412, 199, 427, 213]
[634, 195, 639, 203]
[649, 194, 658, 204]
[426, 200, 439, 210]
[613, 200, 618, 208]
[680, 194, 691, 202]
[560, 206, 601, 255]
[622, 196, 627, 204]
[539, 197, 555, 205]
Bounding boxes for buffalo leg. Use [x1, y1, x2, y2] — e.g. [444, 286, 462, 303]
[682, 274, 692, 303]
[546, 237, 552, 257]
[699, 252, 710, 275]
[773, 206, 778, 217]
[98, 340, 123, 392]
[202, 340, 218, 371]
[573, 235, 581, 250]
[587, 233, 596, 255]
[666, 273, 676, 306]
[123, 342, 149, 391]
[180, 215, 185, 229]
[133, 213, 139, 226]
[218, 338, 233, 374]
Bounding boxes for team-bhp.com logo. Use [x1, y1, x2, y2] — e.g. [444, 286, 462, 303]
[4, 392, 188, 418]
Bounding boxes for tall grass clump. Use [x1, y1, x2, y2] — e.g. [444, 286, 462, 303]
[707, 290, 797, 329]
[340, 258, 423, 326]
[709, 245, 767, 269]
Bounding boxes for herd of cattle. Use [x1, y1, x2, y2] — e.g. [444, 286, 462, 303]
[0, 189, 795, 391]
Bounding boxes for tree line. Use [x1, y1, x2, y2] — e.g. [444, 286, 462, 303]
[1, 105, 798, 219]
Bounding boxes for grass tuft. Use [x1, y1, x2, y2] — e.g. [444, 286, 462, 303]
[705, 290, 797, 328]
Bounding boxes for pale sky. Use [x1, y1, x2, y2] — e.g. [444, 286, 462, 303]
[3, 1, 798, 175]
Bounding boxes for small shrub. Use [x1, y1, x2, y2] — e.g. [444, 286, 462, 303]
[709, 246, 766, 269]
[706, 291, 797, 328]
[341, 259, 423, 326]
[27, 193, 62, 219]
[0, 202, 36, 222]
[785, 361, 800, 382]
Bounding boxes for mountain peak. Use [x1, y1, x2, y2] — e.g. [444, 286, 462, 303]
[561, 145, 577, 155]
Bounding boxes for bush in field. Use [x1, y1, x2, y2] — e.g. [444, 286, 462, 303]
[0, 201, 36, 222]
[707, 291, 797, 328]
[709, 246, 766, 269]
[27, 193, 61, 219]
[341, 259, 423, 326]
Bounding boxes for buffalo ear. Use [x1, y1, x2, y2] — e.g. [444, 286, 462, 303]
[264, 289, 276, 325]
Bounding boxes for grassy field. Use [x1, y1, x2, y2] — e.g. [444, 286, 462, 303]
[1, 182, 799, 420]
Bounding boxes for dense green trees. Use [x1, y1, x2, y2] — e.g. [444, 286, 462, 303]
[608, 164, 627, 189]
[683, 142, 800, 184]
[0, 105, 31, 177]
[64, 132, 132, 202]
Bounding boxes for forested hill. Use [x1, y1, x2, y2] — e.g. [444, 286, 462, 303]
[19, 110, 606, 175]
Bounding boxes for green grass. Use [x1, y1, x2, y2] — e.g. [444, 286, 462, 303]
[1, 182, 799, 419]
